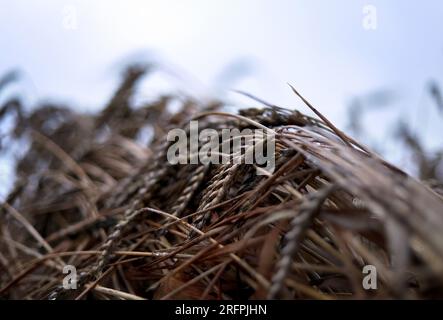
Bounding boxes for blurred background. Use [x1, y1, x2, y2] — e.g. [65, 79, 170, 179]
[1, 0, 442, 198]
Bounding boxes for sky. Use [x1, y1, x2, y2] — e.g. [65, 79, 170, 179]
[1, 0, 443, 197]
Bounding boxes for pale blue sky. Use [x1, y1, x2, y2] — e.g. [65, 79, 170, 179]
[1, 0, 443, 197]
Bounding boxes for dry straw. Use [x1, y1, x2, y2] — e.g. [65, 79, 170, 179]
[1, 66, 443, 299]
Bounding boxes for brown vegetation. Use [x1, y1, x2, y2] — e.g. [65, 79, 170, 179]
[1, 66, 443, 299]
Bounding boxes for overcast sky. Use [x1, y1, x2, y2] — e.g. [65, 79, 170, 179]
[1, 0, 443, 197]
